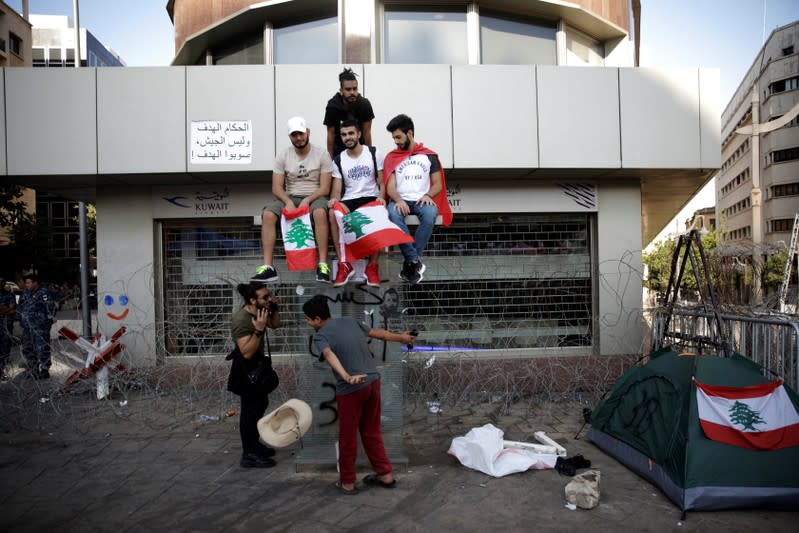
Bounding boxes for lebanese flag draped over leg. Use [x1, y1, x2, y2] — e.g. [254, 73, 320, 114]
[280, 205, 317, 271]
[695, 378, 799, 450]
[332, 201, 414, 262]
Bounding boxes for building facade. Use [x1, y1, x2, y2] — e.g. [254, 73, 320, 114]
[719, 21, 799, 252]
[30, 14, 124, 68]
[0, 0, 718, 366]
[0, 0, 30, 67]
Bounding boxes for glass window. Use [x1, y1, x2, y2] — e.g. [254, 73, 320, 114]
[33, 47, 46, 67]
[273, 17, 338, 64]
[9, 33, 22, 56]
[384, 6, 467, 64]
[215, 34, 264, 65]
[480, 11, 556, 65]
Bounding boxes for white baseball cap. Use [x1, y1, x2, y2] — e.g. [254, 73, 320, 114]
[287, 116, 307, 135]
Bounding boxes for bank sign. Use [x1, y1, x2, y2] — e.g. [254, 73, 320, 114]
[152, 185, 269, 219]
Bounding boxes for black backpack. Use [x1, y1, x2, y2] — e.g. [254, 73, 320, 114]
[333, 146, 378, 198]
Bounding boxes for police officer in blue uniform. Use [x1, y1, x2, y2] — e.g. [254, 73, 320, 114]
[0, 276, 16, 380]
[18, 274, 57, 379]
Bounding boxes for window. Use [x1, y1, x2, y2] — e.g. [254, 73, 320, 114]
[768, 76, 799, 96]
[769, 146, 799, 164]
[273, 17, 338, 64]
[480, 10, 557, 65]
[384, 5, 467, 64]
[783, 46, 794, 56]
[215, 33, 264, 65]
[9, 33, 22, 56]
[772, 182, 799, 198]
[769, 218, 795, 232]
[48, 47, 63, 67]
[33, 48, 46, 67]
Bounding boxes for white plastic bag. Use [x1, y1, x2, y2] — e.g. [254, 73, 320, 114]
[448, 423, 558, 477]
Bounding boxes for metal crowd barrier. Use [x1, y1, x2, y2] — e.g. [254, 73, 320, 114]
[649, 307, 799, 391]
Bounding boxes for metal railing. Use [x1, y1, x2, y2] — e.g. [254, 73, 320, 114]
[650, 307, 799, 390]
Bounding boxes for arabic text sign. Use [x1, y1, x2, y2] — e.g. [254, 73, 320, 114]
[190, 120, 252, 165]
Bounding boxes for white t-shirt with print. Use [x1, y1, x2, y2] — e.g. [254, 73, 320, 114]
[392, 154, 439, 202]
[332, 146, 385, 201]
[273, 144, 333, 197]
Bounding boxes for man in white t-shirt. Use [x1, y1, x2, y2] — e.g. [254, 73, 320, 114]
[328, 119, 385, 287]
[252, 116, 333, 283]
[384, 114, 452, 284]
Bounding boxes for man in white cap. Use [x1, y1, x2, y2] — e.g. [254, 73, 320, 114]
[252, 116, 333, 283]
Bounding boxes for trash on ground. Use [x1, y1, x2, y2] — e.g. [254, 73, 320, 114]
[426, 400, 441, 414]
[199, 414, 220, 422]
[39, 397, 50, 404]
[119, 400, 128, 407]
[564, 503, 577, 511]
[226, 409, 236, 417]
[533, 431, 567, 457]
[448, 423, 558, 477]
[555, 455, 592, 476]
[564, 470, 601, 509]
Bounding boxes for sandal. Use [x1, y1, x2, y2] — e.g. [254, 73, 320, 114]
[363, 473, 397, 489]
[335, 481, 359, 495]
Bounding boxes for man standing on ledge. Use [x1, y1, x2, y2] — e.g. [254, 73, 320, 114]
[252, 116, 333, 284]
[324, 68, 375, 157]
[383, 114, 452, 284]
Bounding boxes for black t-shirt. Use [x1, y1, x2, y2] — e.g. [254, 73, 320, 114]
[323, 93, 375, 155]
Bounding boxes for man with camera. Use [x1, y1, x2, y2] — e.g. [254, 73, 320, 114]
[229, 282, 281, 468]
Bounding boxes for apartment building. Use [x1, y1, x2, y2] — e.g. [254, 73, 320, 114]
[719, 21, 799, 251]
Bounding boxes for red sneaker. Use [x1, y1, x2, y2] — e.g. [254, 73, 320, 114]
[365, 263, 380, 287]
[333, 262, 355, 287]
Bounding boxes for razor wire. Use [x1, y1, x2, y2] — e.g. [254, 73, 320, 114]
[0, 252, 645, 437]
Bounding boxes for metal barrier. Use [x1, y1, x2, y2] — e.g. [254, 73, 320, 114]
[649, 307, 799, 390]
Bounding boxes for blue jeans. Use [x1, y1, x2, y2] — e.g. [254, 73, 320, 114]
[388, 200, 438, 263]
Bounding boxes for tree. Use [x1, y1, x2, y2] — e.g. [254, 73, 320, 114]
[764, 252, 788, 290]
[0, 215, 62, 279]
[0, 185, 31, 228]
[72, 203, 97, 257]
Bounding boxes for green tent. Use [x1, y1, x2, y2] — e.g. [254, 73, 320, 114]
[588, 347, 799, 511]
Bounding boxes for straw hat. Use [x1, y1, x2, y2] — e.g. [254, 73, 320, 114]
[257, 399, 313, 448]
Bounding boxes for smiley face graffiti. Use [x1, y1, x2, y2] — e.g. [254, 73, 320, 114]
[103, 293, 130, 320]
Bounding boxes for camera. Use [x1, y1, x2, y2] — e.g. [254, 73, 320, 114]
[268, 301, 279, 314]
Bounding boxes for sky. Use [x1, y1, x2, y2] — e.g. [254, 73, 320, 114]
[640, 0, 799, 247]
[8, 0, 799, 246]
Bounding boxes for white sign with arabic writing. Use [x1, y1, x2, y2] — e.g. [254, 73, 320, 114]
[190, 120, 252, 164]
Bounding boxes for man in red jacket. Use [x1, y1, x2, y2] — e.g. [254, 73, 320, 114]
[383, 114, 452, 284]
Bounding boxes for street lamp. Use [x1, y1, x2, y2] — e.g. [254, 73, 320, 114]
[734, 93, 799, 305]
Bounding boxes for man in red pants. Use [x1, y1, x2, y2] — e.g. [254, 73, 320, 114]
[303, 294, 415, 494]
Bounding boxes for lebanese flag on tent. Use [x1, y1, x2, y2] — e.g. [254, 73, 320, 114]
[280, 205, 317, 271]
[332, 201, 414, 261]
[695, 378, 799, 450]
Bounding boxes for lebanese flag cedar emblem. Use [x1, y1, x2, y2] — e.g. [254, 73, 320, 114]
[695, 378, 799, 450]
[332, 201, 414, 261]
[280, 205, 317, 271]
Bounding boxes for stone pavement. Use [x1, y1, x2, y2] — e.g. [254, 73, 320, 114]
[1, 373, 797, 532]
